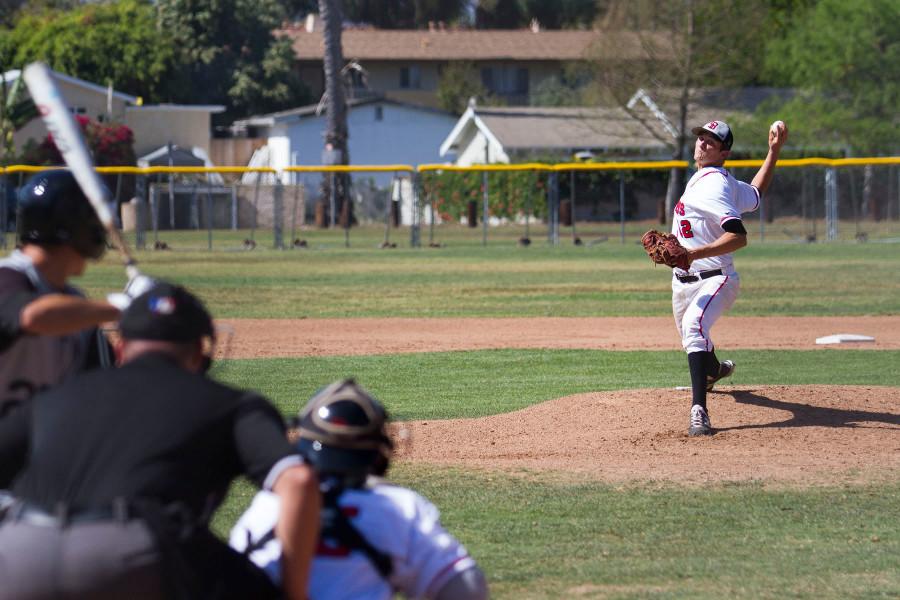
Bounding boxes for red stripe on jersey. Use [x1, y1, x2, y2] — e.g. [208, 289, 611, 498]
[698, 275, 729, 352]
[720, 215, 739, 226]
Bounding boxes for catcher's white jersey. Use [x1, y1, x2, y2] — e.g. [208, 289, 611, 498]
[230, 479, 477, 600]
[671, 166, 759, 275]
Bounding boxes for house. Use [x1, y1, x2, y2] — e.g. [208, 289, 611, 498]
[280, 24, 659, 108]
[440, 88, 793, 164]
[440, 104, 671, 165]
[231, 95, 458, 188]
[4, 68, 225, 159]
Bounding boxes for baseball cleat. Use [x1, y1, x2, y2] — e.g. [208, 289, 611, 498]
[706, 360, 735, 391]
[689, 405, 713, 436]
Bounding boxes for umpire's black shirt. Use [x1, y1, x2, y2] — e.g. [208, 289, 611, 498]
[0, 351, 298, 516]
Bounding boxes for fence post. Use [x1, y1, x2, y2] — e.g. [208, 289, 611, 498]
[205, 174, 213, 251]
[570, 169, 578, 243]
[167, 171, 175, 230]
[273, 179, 284, 250]
[149, 183, 159, 246]
[619, 172, 626, 244]
[135, 174, 146, 250]
[251, 175, 261, 243]
[410, 171, 421, 248]
[548, 171, 559, 246]
[0, 172, 7, 250]
[482, 171, 489, 246]
[825, 167, 838, 241]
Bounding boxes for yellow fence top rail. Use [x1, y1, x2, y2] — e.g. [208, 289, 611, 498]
[2, 157, 898, 177]
[285, 165, 415, 173]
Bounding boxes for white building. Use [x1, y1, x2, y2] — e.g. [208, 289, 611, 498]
[232, 95, 458, 188]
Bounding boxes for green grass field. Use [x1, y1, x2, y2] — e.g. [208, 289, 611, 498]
[78, 225, 900, 318]
[68, 232, 900, 599]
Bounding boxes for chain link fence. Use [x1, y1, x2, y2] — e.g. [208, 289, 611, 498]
[1, 159, 898, 251]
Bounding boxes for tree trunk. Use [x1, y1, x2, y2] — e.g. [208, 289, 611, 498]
[318, 0, 352, 228]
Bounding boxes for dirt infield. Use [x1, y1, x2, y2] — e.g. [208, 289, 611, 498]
[220, 316, 900, 357]
[223, 316, 900, 484]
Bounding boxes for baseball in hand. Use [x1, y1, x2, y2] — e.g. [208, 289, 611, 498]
[771, 120, 785, 135]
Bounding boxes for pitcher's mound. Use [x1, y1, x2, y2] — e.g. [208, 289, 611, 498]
[392, 385, 900, 485]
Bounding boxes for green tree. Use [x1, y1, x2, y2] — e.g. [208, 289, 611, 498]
[475, 0, 526, 28]
[760, 0, 900, 155]
[525, 0, 600, 29]
[436, 61, 492, 115]
[342, 0, 469, 28]
[157, 0, 311, 120]
[1, 72, 36, 164]
[592, 0, 771, 223]
[0, 1, 174, 102]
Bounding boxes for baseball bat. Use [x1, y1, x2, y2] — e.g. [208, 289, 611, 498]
[22, 62, 139, 280]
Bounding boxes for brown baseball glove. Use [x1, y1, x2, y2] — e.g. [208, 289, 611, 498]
[641, 230, 691, 270]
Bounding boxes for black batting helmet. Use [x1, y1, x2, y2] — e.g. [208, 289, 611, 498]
[16, 170, 107, 259]
[295, 379, 393, 488]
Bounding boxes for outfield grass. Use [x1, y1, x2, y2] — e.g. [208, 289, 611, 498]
[75, 228, 900, 318]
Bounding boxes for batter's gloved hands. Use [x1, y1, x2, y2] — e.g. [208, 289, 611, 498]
[641, 229, 692, 270]
[106, 271, 158, 311]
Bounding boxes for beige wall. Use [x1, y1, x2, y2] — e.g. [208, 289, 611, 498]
[11, 79, 215, 161]
[125, 109, 215, 157]
[13, 78, 130, 152]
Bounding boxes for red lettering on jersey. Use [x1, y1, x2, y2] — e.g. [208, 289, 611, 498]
[674, 201, 686, 216]
[679, 219, 694, 238]
[315, 505, 361, 557]
[317, 541, 352, 557]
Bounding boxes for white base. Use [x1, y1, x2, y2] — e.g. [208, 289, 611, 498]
[815, 333, 875, 345]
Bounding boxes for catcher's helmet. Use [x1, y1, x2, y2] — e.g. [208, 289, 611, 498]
[16, 170, 107, 259]
[295, 379, 393, 488]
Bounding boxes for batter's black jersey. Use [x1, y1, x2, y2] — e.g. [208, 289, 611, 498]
[0, 352, 298, 517]
[0, 251, 110, 415]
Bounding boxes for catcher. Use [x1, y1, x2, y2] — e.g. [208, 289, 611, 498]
[644, 119, 788, 436]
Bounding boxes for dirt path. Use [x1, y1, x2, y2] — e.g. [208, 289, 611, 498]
[219, 316, 900, 484]
[219, 316, 900, 358]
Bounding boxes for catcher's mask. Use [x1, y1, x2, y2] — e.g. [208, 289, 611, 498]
[294, 379, 393, 488]
[16, 170, 108, 259]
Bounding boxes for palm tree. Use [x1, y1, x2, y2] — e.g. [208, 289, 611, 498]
[318, 0, 351, 227]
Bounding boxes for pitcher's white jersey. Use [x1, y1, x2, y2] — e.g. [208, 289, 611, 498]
[230, 479, 477, 600]
[671, 166, 760, 274]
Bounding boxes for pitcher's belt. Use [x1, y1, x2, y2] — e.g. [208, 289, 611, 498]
[675, 269, 723, 283]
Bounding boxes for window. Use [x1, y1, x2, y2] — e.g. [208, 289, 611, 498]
[400, 65, 421, 89]
[479, 66, 529, 95]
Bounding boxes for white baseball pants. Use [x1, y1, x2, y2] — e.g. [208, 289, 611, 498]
[672, 271, 740, 354]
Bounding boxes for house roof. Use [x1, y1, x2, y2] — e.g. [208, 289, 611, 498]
[279, 28, 660, 62]
[441, 106, 672, 157]
[3, 68, 226, 113]
[3, 68, 137, 102]
[441, 87, 793, 159]
[233, 94, 453, 128]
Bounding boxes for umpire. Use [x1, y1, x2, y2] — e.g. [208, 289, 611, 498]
[0, 282, 319, 600]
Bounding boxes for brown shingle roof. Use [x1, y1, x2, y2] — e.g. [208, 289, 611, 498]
[473, 107, 669, 153]
[280, 28, 655, 61]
